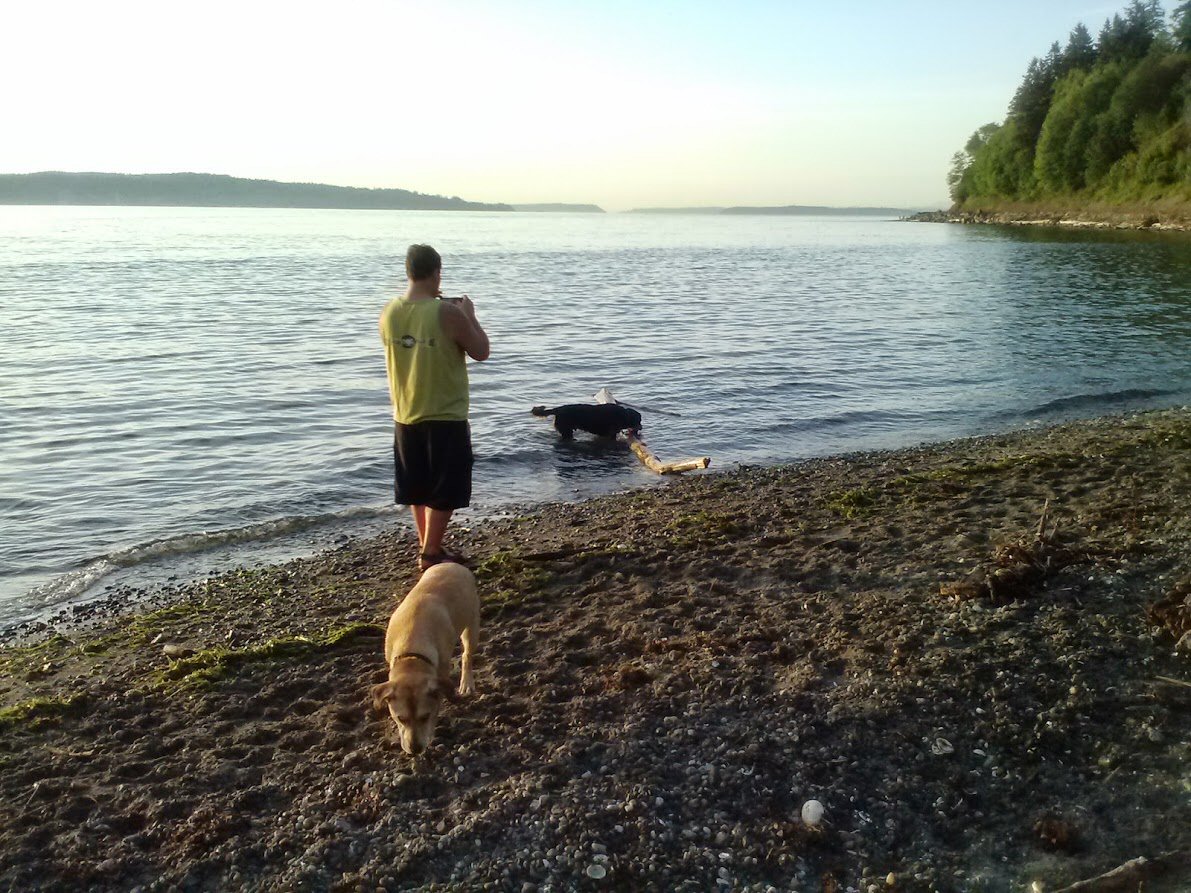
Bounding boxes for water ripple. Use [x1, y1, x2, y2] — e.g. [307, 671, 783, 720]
[1, 206, 1188, 623]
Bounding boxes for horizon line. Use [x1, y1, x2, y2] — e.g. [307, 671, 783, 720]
[0, 169, 948, 214]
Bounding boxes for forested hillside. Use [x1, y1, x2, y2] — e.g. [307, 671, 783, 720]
[949, 0, 1190, 221]
[0, 172, 512, 212]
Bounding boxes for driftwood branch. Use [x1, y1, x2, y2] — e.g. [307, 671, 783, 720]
[1050, 850, 1190, 892]
[1036, 497, 1052, 540]
[1153, 674, 1191, 689]
[625, 433, 710, 475]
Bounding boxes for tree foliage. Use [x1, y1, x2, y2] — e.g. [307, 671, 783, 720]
[1175, 1, 1191, 50]
[1061, 23, 1098, 74]
[949, 0, 1189, 205]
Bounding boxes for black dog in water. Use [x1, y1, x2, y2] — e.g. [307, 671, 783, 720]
[531, 403, 642, 440]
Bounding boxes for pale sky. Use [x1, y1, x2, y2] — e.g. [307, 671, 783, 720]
[3, 0, 1130, 211]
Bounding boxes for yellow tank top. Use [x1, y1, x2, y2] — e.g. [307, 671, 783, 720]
[379, 298, 469, 423]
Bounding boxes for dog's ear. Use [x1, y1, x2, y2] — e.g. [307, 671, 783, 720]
[371, 681, 398, 711]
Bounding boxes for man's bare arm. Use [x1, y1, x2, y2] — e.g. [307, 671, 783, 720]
[440, 297, 490, 361]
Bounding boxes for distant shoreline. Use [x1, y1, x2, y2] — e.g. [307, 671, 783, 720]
[0, 172, 513, 213]
[0, 173, 929, 217]
[904, 205, 1191, 232]
[628, 204, 921, 216]
[512, 203, 605, 213]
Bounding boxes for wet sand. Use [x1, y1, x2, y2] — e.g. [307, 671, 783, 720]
[1, 408, 1189, 892]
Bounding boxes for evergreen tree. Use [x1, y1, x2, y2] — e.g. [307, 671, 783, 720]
[1008, 54, 1058, 148]
[1099, 15, 1128, 61]
[1061, 23, 1098, 72]
[1174, 0, 1191, 50]
[1099, 2, 1166, 60]
[1128, 0, 1167, 38]
[1045, 40, 1064, 74]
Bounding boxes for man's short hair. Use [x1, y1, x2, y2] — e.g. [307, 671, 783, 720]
[406, 244, 442, 281]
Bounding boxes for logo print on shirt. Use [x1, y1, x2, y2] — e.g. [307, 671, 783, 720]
[400, 335, 436, 348]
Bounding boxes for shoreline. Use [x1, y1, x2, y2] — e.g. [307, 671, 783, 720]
[8, 398, 1186, 643]
[1, 407, 1188, 891]
[903, 208, 1191, 232]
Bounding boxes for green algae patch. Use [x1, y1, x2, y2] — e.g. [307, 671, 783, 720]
[1142, 414, 1191, 450]
[659, 510, 748, 549]
[71, 603, 207, 657]
[0, 694, 89, 732]
[155, 622, 383, 691]
[826, 487, 881, 519]
[475, 551, 554, 610]
[0, 634, 77, 678]
[666, 511, 745, 537]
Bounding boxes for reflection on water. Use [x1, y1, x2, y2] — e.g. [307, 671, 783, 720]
[547, 436, 643, 487]
[957, 226, 1190, 420]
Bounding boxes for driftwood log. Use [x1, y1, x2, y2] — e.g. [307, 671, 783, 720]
[625, 433, 710, 475]
[1050, 850, 1190, 892]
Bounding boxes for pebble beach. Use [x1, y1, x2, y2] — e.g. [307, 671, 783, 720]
[1, 408, 1189, 892]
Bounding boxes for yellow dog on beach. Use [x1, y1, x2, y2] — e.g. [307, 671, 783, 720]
[371, 562, 479, 755]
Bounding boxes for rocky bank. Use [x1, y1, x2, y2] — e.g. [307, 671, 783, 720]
[903, 209, 1190, 232]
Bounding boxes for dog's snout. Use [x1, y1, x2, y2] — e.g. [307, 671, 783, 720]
[399, 725, 429, 755]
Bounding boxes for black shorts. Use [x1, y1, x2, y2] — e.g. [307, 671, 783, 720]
[393, 420, 473, 510]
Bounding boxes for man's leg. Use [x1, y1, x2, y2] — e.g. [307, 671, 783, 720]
[396, 423, 429, 552]
[410, 505, 428, 551]
[421, 507, 453, 558]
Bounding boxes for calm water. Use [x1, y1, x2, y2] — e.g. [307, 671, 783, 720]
[1, 207, 1189, 626]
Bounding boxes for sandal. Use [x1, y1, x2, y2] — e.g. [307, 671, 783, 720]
[418, 550, 469, 572]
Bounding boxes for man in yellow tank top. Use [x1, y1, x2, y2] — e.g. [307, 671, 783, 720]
[379, 245, 490, 571]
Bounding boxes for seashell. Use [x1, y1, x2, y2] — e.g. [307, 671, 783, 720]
[800, 799, 824, 826]
[930, 737, 954, 755]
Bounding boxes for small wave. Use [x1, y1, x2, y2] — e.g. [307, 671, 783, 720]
[756, 409, 906, 436]
[24, 503, 398, 607]
[1020, 388, 1174, 418]
[474, 442, 559, 468]
[23, 559, 120, 606]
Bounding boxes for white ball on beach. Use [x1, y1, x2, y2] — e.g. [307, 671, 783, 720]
[801, 799, 824, 827]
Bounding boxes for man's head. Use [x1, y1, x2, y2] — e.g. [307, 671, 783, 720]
[405, 244, 442, 283]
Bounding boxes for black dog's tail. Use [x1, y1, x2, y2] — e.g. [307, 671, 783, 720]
[530, 405, 554, 417]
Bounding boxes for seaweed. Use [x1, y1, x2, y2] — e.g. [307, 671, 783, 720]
[940, 502, 1095, 603]
[474, 551, 554, 610]
[0, 694, 90, 731]
[153, 622, 383, 691]
[1146, 577, 1191, 644]
[825, 487, 879, 519]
